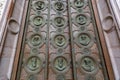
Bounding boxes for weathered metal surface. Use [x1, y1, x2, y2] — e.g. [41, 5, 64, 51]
[16, 0, 109, 80]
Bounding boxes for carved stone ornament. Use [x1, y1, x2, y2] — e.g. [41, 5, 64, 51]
[102, 14, 115, 33]
[8, 19, 19, 34]
[24, 55, 43, 74]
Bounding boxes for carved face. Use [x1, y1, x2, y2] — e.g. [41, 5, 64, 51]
[27, 56, 41, 71]
[35, 1, 45, 10]
[33, 16, 43, 26]
[54, 17, 65, 27]
[79, 33, 91, 46]
[31, 34, 42, 46]
[54, 2, 64, 11]
[81, 57, 96, 72]
[76, 15, 87, 25]
[54, 35, 66, 47]
[74, 0, 84, 8]
[54, 57, 68, 71]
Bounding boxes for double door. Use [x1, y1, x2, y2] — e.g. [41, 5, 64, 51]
[17, 0, 109, 80]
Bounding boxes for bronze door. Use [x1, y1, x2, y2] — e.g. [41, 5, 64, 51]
[16, 0, 109, 80]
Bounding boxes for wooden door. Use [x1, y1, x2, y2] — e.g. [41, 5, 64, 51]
[15, 0, 112, 80]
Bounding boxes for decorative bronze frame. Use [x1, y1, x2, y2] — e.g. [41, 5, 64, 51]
[11, 0, 115, 80]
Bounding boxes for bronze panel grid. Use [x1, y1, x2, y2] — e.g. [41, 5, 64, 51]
[16, 0, 109, 80]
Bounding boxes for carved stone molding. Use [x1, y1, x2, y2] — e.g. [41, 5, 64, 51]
[102, 14, 115, 33]
[0, 0, 26, 79]
[8, 18, 20, 34]
[0, 0, 14, 56]
[96, 0, 120, 79]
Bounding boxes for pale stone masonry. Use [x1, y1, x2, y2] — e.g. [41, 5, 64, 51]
[0, 0, 7, 21]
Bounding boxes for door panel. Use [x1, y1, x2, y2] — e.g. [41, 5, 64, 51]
[68, 0, 108, 80]
[16, 0, 109, 80]
[48, 0, 73, 80]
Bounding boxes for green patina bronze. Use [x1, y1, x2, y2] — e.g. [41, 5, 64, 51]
[28, 75, 37, 80]
[54, 2, 64, 11]
[79, 33, 91, 46]
[85, 75, 96, 80]
[76, 14, 87, 25]
[30, 34, 42, 46]
[74, 0, 84, 8]
[81, 57, 96, 72]
[56, 75, 65, 80]
[33, 16, 43, 26]
[54, 57, 68, 71]
[26, 56, 41, 71]
[54, 17, 65, 27]
[16, 0, 109, 80]
[34, 1, 45, 10]
[54, 35, 66, 47]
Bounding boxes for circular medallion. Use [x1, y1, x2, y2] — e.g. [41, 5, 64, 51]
[30, 34, 42, 47]
[54, 2, 64, 11]
[78, 55, 98, 74]
[85, 75, 96, 80]
[72, 0, 87, 9]
[76, 14, 87, 25]
[27, 75, 37, 80]
[25, 56, 42, 73]
[74, 14, 91, 27]
[54, 35, 66, 47]
[56, 74, 66, 80]
[33, 1, 45, 11]
[78, 33, 91, 46]
[30, 15, 45, 28]
[74, 0, 84, 8]
[81, 57, 95, 72]
[32, 0, 47, 11]
[58, 48, 64, 53]
[33, 16, 43, 26]
[31, 48, 39, 54]
[82, 48, 91, 54]
[54, 17, 65, 27]
[53, 56, 68, 72]
[75, 32, 94, 48]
